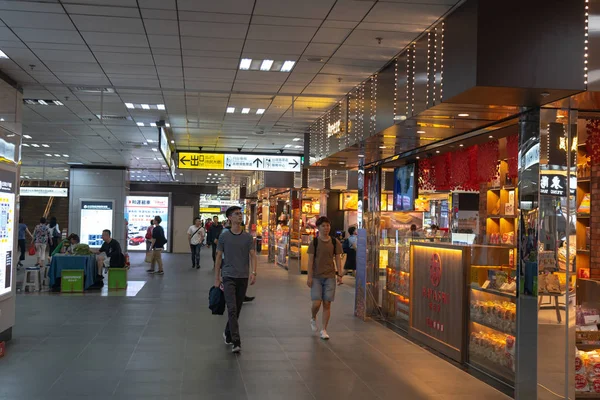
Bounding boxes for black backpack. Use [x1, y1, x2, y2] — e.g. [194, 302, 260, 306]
[313, 236, 339, 257]
[342, 238, 351, 254]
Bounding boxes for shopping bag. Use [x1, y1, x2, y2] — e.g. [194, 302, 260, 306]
[144, 252, 153, 263]
[28, 246, 36, 256]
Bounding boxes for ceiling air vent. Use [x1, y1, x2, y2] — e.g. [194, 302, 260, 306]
[73, 87, 115, 93]
[95, 115, 132, 121]
[253, 130, 265, 135]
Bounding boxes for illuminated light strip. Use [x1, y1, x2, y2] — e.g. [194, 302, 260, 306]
[441, 22, 445, 101]
[406, 51, 410, 117]
[585, 0, 589, 85]
[394, 58, 398, 118]
[426, 32, 431, 106]
[412, 43, 416, 115]
[433, 27, 437, 104]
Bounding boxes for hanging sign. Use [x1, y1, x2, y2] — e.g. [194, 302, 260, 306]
[178, 152, 301, 172]
[540, 174, 575, 197]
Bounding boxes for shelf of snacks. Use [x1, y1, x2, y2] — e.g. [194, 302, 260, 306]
[383, 238, 411, 327]
[577, 139, 592, 281]
[576, 347, 600, 397]
[486, 162, 518, 249]
[469, 328, 516, 383]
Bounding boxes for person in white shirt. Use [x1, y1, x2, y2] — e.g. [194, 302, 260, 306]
[188, 217, 206, 269]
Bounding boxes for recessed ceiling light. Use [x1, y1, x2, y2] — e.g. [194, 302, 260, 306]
[31, 144, 39, 147]
[42, 144, 49, 148]
[241, 108, 250, 114]
[416, 156, 420, 159]
[208, 173, 212, 176]
[22, 143, 29, 147]
[38, 100, 48, 105]
[53, 100, 63, 106]
[417, 130, 426, 134]
[141, 104, 150, 110]
[379, 146, 387, 149]
[45, 154, 52, 157]
[226, 107, 235, 113]
[63, 154, 69, 157]
[165, 123, 170, 127]
[435, 150, 440, 153]
[137, 122, 144, 127]
[23, 135, 32, 139]
[260, 59, 274, 71]
[458, 113, 469, 117]
[240, 58, 252, 70]
[256, 109, 265, 115]
[221, 174, 224, 176]
[459, 144, 464, 147]
[281, 60, 296, 72]
[293, 138, 301, 141]
[488, 135, 494, 139]
[54, 154, 60, 157]
[147, 139, 154, 143]
[63, 169, 68, 172]
[0, 50, 9, 59]
[152, 148, 158, 152]
[358, 154, 365, 158]
[294, 145, 302, 149]
[150, 123, 157, 127]
[125, 103, 134, 109]
[157, 104, 165, 110]
[557, 115, 565, 119]
[284, 144, 292, 148]
[170, 140, 175, 144]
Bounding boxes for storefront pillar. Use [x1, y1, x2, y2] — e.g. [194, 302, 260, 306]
[356, 140, 368, 319]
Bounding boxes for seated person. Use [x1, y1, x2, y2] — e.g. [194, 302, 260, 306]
[51, 234, 80, 257]
[95, 229, 122, 279]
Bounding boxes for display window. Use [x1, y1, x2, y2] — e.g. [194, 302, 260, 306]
[125, 195, 169, 251]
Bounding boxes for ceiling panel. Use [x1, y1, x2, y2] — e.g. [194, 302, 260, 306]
[254, 0, 336, 19]
[0, 10, 74, 30]
[71, 15, 145, 34]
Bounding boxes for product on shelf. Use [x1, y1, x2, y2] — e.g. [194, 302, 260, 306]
[575, 350, 600, 393]
[577, 306, 600, 327]
[579, 193, 591, 213]
[470, 331, 515, 372]
[538, 251, 556, 270]
[470, 299, 516, 333]
[538, 273, 561, 294]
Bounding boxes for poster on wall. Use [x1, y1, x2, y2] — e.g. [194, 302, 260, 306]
[80, 200, 114, 248]
[0, 178, 14, 298]
[125, 196, 169, 250]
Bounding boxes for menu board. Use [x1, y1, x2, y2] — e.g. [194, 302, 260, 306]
[80, 201, 114, 248]
[124, 196, 169, 250]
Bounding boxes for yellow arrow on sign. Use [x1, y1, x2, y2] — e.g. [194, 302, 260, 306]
[178, 152, 225, 170]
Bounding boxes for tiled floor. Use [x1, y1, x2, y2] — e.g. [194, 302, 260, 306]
[2, 251, 511, 400]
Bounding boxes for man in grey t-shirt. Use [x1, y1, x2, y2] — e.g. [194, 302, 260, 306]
[214, 206, 257, 353]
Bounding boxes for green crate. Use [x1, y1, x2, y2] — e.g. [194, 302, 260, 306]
[61, 269, 84, 293]
[108, 268, 128, 290]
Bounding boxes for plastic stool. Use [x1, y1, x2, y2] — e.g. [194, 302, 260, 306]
[40, 265, 49, 287]
[23, 267, 41, 292]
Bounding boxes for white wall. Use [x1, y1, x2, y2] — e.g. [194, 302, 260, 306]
[68, 168, 129, 248]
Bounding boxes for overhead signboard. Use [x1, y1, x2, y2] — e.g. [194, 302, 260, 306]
[20, 187, 68, 197]
[178, 152, 301, 172]
[158, 127, 171, 167]
[540, 173, 575, 197]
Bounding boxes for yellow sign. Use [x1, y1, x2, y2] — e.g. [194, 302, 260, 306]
[178, 152, 224, 169]
[200, 207, 221, 213]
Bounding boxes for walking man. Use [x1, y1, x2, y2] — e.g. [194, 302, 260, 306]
[214, 206, 257, 353]
[188, 217, 205, 269]
[307, 216, 343, 340]
[207, 215, 223, 267]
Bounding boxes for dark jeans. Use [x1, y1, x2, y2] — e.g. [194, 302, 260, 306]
[223, 277, 249, 345]
[18, 239, 26, 261]
[211, 243, 218, 263]
[190, 244, 201, 266]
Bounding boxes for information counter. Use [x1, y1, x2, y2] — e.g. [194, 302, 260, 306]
[408, 242, 516, 385]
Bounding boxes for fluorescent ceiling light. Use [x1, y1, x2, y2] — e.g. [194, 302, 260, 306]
[137, 122, 144, 127]
[170, 140, 175, 144]
[260, 59, 274, 71]
[284, 144, 292, 148]
[256, 109, 265, 115]
[150, 123, 156, 127]
[157, 104, 165, 110]
[240, 58, 252, 70]
[241, 108, 250, 114]
[23, 135, 32, 139]
[281, 60, 296, 72]
[165, 123, 170, 127]
[31, 144, 40, 148]
[22, 143, 29, 147]
[42, 144, 49, 148]
[125, 103, 134, 109]
[141, 104, 150, 110]
[294, 145, 302, 149]
[67, 162, 83, 165]
[53, 100, 63, 106]
[379, 146, 387, 149]
[358, 154, 365, 158]
[226, 107, 235, 113]
[152, 148, 158, 152]
[293, 138, 301, 141]
[417, 130, 426, 134]
[45, 154, 52, 157]
[38, 100, 48, 105]
[0, 50, 8, 59]
[54, 154, 60, 157]
[63, 154, 69, 157]
[208, 173, 212, 176]
[458, 113, 469, 117]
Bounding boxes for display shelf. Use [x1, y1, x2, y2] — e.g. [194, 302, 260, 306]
[487, 215, 517, 219]
[579, 178, 591, 183]
[578, 213, 591, 219]
[471, 285, 516, 300]
[471, 320, 515, 336]
[576, 393, 600, 398]
[578, 249, 591, 254]
[576, 342, 600, 351]
[468, 353, 515, 384]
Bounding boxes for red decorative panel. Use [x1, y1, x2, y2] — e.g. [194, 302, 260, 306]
[477, 140, 499, 183]
[432, 153, 451, 191]
[418, 158, 435, 191]
[450, 149, 470, 189]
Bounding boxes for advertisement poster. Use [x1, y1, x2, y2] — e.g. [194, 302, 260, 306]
[80, 201, 114, 248]
[125, 196, 169, 250]
[0, 192, 14, 298]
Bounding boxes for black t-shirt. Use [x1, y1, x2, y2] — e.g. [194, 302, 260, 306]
[100, 239, 121, 258]
[152, 225, 166, 249]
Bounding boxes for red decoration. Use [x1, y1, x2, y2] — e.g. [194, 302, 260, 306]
[587, 119, 600, 164]
[450, 148, 470, 189]
[477, 140, 499, 183]
[506, 134, 519, 179]
[418, 159, 435, 191]
[431, 153, 451, 191]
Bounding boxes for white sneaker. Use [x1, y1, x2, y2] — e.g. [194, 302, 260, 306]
[320, 330, 330, 340]
[310, 318, 318, 333]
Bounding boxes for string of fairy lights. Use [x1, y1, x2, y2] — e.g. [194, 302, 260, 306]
[585, 0, 589, 85]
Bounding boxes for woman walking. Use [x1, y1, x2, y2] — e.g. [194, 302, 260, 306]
[17, 217, 33, 267]
[147, 216, 167, 275]
[48, 217, 62, 255]
[33, 217, 51, 267]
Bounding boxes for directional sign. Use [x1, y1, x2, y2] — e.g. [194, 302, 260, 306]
[178, 152, 224, 170]
[178, 152, 301, 172]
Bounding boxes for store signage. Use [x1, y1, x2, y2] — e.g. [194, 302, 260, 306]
[540, 174, 574, 197]
[200, 207, 221, 213]
[178, 152, 301, 172]
[327, 120, 342, 137]
[410, 244, 466, 362]
[159, 127, 171, 166]
[20, 187, 68, 197]
[520, 143, 540, 170]
[80, 200, 113, 249]
[125, 196, 169, 251]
